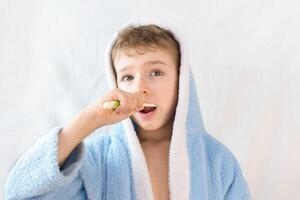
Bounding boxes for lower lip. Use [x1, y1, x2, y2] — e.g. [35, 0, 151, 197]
[136, 108, 157, 120]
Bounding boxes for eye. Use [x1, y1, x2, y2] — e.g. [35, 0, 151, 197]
[121, 75, 134, 82]
[150, 70, 163, 76]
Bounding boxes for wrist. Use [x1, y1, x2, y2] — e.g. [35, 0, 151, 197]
[81, 106, 106, 130]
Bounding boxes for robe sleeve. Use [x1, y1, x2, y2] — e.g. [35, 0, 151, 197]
[224, 153, 251, 200]
[4, 126, 88, 200]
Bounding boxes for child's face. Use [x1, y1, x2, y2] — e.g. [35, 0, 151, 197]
[113, 47, 179, 131]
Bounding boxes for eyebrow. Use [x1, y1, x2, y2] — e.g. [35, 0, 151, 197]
[117, 60, 167, 74]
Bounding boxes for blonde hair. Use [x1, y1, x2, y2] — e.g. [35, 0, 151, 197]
[111, 24, 181, 68]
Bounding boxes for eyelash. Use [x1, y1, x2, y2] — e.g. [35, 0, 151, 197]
[121, 70, 163, 82]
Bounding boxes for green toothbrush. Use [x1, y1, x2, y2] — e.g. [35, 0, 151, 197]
[102, 100, 156, 110]
[102, 100, 121, 109]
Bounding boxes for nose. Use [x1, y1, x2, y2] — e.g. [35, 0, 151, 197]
[135, 85, 150, 97]
[141, 89, 149, 95]
[135, 89, 149, 96]
[135, 79, 150, 96]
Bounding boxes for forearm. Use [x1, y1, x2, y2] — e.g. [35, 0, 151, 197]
[57, 109, 103, 166]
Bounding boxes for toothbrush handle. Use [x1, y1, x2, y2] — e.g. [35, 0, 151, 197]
[102, 100, 155, 110]
[102, 100, 120, 109]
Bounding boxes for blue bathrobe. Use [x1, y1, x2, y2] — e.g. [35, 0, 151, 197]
[5, 19, 250, 200]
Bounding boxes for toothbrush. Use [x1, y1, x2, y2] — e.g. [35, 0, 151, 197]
[102, 100, 156, 110]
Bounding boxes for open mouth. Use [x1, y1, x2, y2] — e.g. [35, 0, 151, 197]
[139, 106, 157, 114]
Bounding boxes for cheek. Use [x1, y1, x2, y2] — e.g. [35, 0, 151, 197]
[118, 84, 128, 91]
[167, 73, 179, 91]
[168, 77, 179, 102]
[118, 83, 134, 93]
[158, 79, 178, 100]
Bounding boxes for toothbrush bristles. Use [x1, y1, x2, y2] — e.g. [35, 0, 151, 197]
[143, 103, 156, 107]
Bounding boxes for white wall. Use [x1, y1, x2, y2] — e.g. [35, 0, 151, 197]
[1, 0, 299, 199]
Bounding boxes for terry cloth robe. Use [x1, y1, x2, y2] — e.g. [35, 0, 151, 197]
[5, 18, 251, 200]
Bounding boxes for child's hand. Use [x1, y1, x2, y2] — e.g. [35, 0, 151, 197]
[57, 88, 145, 165]
[86, 88, 145, 128]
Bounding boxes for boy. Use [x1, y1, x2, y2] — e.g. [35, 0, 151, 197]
[5, 21, 250, 200]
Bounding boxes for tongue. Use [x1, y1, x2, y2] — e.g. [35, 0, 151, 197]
[140, 107, 156, 113]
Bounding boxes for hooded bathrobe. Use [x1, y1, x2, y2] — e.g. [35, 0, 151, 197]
[5, 19, 250, 200]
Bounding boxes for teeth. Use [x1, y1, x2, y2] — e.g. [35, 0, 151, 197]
[143, 103, 156, 107]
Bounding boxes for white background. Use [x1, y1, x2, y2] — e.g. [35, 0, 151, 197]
[1, 0, 300, 199]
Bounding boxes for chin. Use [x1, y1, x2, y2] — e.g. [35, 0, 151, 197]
[137, 122, 161, 131]
[130, 117, 161, 131]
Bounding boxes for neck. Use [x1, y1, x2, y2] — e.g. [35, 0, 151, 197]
[137, 119, 173, 143]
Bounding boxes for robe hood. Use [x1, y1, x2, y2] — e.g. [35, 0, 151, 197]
[104, 18, 208, 200]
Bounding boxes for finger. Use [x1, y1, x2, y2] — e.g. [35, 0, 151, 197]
[136, 92, 145, 110]
[130, 92, 143, 112]
[114, 93, 129, 114]
[130, 94, 141, 112]
[129, 110, 136, 116]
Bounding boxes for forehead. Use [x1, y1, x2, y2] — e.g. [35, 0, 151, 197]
[113, 47, 176, 73]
